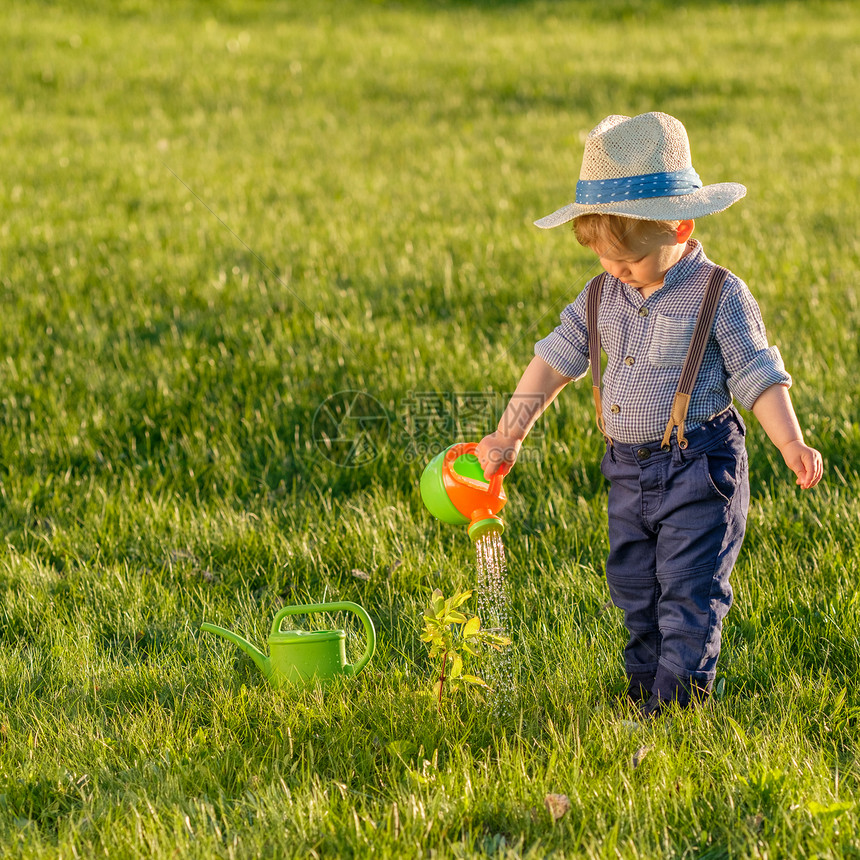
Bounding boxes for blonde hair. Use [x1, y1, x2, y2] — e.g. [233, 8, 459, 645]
[573, 214, 680, 253]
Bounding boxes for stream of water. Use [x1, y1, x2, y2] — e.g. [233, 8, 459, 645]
[475, 529, 516, 721]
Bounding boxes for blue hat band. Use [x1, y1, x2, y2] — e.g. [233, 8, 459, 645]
[575, 167, 703, 205]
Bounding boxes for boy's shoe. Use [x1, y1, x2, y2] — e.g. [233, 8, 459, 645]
[638, 686, 712, 720]
[637, 694, 666, 720]
[626, 676, 655, 705]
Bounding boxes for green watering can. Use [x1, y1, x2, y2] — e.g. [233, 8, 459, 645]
[200, 602, 376, 689]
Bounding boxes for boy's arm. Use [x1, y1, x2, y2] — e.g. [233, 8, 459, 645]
[751, 383, 823, 489]
[476, 356, 573, 478]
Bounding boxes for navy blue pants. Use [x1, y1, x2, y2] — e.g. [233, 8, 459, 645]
[600, 407, 750, 706]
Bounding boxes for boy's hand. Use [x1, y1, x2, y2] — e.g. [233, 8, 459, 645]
[476, 432, 521, 480]
[780, 440, 823, 490]
[751, 385, 823, 490]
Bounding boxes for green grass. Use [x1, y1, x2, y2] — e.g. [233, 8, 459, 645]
[1, 0, 860, 856]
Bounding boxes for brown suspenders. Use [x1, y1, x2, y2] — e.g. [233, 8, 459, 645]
[586, 265, 729, 450]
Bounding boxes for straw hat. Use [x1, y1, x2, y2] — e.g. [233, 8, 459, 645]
[534, 112, 746, 227]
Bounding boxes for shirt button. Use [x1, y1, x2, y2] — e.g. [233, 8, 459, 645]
[610, 404, 621, 414]
[638, 307, 649, 318]
[624, 356, 635, 366]
[636, 447, 651, 460]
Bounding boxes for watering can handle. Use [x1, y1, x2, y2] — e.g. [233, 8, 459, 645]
[443, 442, 507, 497]
[270, 602, 377, 676]
[488, 470, 506, 497]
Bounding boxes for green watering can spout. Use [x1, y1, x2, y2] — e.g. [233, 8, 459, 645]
[200, 622, 273, 680]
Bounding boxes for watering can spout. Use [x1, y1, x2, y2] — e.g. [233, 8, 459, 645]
[467, 512, 505, 542]
[200, 622, 272, 680]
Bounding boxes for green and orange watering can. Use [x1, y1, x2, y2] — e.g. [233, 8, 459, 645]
[420, 442, 508, 541]
[201, 602, 376, 689]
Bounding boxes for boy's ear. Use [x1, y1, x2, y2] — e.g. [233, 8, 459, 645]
[677, 220, 695, 243]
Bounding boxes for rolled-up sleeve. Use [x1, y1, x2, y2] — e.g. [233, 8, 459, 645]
[715, 284, 792, 409]
[534, 286, 590, 381]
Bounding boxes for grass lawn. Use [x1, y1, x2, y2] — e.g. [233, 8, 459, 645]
[1, 0, 859, 856]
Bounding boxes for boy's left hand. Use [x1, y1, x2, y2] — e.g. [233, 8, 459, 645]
[780, 440, 823, 489]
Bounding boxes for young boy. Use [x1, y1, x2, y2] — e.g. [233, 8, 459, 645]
[476, 112, 822, 716]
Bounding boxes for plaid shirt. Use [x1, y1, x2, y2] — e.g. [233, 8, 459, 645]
[535, 240, 791, 445]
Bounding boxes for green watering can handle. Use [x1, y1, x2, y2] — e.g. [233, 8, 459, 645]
[271, 601, 377, 677]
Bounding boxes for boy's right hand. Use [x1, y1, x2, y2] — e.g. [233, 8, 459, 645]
[476, 432, 522, 480]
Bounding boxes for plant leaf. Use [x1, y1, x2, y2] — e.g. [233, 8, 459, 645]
[460, 674, 488, 687]
[446, 610, 467, 624]
[725, 715, 748, 747]
[449, 590, 472, 609]
[462, 616, 481, 637]
[807, 800, 854, 818]
[408, 769, 431, 787]
[387, 740, 416, 759]
[431, 590, 445, 616]
[449, 655, 463, 679]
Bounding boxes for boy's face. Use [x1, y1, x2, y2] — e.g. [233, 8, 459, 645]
[593, 228, 688, 292]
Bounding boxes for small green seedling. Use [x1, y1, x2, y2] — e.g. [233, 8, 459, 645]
[420, 588, 511, 709]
